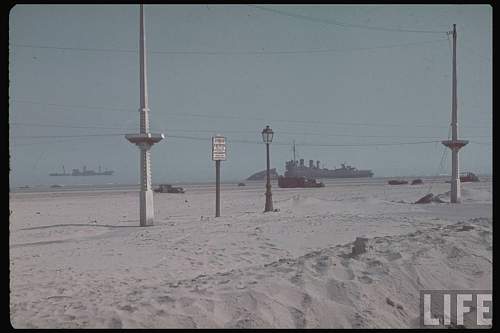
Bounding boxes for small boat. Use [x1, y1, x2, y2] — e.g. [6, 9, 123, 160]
[445, 172, 480, 183]
[460, 172, 479, 182]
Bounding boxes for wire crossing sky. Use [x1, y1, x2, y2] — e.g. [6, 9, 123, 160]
[249, 5, 450, 33]
[9, 4, 492, 186]
[12, 37, 449, 55]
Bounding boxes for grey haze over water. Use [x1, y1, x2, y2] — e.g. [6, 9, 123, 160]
[9, 5, 491, 187]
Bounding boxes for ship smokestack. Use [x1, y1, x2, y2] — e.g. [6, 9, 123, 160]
[317, 160, 320, 169]
[300, 159, 304, 167]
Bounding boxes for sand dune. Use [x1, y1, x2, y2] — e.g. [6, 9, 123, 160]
[9, 180, 492, 328]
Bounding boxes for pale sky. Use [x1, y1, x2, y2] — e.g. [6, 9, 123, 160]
[9, 4, 492, 186]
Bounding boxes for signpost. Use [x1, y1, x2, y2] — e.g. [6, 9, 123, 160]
[212, 136, 226, 217]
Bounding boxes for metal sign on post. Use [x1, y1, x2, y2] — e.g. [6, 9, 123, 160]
[212, 136, 226, 161]
[212, 136, 226, 217]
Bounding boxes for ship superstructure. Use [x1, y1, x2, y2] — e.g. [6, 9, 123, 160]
[284, 159, 373, 178]
[49, 165, 114, 176]
[284, 143, 373, 178]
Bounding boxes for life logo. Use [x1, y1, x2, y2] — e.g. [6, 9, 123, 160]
[420, 290, 492, 328]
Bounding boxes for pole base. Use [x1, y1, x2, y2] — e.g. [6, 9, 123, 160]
[450, 179, 461, 203]
[264, 192, 274, 212]
[140, 189, 155, 226]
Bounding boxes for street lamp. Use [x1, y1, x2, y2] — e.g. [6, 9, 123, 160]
[262, 125, 274, 212]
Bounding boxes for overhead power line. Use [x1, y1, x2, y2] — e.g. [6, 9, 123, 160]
[249, 5, 449, 34]
[11, 44, 137, 54]
[12, 132, 445, 148]
[12, 100, 135, 113]
[10, 122, 491, 139]
[10, 136, 105, 147]
[12, 134, 125, 139]
[10, 122, 259, 135]
[12, 130, 490, 150]
[11, 122, 136, 131]
[131, 134, 445, 147]
[11, 100, 491, 130]
[11, 38, 447, 56]
[469, 141, 492, 145]
[295, 140, 443, 147]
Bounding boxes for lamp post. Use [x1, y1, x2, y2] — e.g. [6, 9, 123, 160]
[262, 125, 274, 212]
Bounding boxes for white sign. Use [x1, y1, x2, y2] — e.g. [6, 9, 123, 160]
[212, 136, 226, 161]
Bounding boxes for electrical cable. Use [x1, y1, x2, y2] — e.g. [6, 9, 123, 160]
[11, 100, 490, 129]
[249, 5, 449, 34]
[11, 38, 447, 56]
[12, 133, 443, 148]
[10, 121, 489, 139]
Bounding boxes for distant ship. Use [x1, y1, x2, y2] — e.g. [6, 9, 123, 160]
[49, 165, 70, 176]
[285, 160, 373, 179]
[49, 165, 114, 176]
[284, 142, 373, 179]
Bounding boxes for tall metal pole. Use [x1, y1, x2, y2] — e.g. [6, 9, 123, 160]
[265, 143, 273, 212]
[215, 160, 220, 217]
[450, 24, 459, 203]
[125, 4, 164, 226]
[451, 24, 457, 142]
[138, 4, 153, 226]
[442, 24, 468, 203]
[139, 4, 149, 133]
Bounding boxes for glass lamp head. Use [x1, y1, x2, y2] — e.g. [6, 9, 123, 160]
[261, 125, 274, 144]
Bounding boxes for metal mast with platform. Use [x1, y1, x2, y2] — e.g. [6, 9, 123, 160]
[441, 24, 468, 203]
[125, 4, 164, 226]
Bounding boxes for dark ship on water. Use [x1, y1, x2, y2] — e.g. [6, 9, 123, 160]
[282, 142, 373, 179]
[284, 159, 373, 179]
[49, 165, 114, 176]
[245, 143, 373, 187]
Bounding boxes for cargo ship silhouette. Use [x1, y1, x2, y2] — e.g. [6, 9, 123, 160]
[49, 165, 114, 176]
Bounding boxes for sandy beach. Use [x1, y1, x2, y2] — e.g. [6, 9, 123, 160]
[9, 178, 492, 328]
